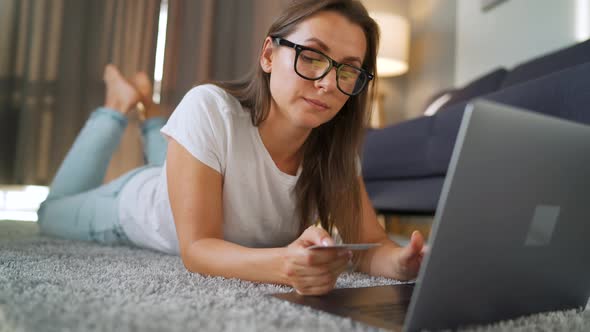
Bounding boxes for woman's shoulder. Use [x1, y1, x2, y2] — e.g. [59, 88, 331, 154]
[173, 84, 250, 135]
[184, 84, 241, 113]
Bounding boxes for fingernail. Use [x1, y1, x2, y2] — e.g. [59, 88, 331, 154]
[322, 239, 330, 247]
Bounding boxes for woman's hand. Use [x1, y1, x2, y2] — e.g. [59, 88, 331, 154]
[391, 230, 427, 280]
[283, 226, 352, 295]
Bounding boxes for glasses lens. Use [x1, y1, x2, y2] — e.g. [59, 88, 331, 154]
[337, 65, 366, 96]
[296, 49, 330, 79]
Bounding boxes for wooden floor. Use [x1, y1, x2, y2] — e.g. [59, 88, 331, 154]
[378, 215, 434, 241]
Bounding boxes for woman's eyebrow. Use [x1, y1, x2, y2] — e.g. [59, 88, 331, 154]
[304, 37, 362, 65]
[305, 37, 331, 52]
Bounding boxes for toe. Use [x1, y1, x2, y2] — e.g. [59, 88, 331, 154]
[103, 64, 121, 82]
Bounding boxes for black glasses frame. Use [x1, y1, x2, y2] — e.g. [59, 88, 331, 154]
[271, 37, 374, 96]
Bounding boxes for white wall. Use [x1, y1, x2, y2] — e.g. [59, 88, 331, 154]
[405, 0, 456, 119]
[455, 0, 589, 86]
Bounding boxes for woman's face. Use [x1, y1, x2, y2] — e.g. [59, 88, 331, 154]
[262, 11, 367, 130]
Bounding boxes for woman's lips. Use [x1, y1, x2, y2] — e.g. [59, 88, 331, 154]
[303, 97, 329, 111]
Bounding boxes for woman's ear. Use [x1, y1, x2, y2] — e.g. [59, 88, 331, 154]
[260, 37, 274, 73]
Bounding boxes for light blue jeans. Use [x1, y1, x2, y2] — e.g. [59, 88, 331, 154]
[38, 107, 167, 245]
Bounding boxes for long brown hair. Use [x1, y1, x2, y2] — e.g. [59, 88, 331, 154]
[216, 0, 379, 252]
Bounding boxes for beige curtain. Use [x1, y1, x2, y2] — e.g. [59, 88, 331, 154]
[160, 0, 291, 113]
[0, 0, 161, 185]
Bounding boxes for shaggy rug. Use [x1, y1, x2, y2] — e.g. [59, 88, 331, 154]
[1, 220, 589, 332]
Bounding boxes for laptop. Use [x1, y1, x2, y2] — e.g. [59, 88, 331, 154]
[271, 100, 590, 331]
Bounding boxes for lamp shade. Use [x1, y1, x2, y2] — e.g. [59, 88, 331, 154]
[370, 12, 410, 77]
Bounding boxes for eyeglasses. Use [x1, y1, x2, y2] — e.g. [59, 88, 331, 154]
[272, 37, 374, 96]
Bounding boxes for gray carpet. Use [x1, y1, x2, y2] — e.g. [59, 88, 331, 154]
[1, 220, 589, 332]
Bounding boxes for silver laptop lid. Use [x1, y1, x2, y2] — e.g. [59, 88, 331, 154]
[405, 100, 590, 331]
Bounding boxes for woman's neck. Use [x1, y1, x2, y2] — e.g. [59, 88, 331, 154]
[258, 106, 310, 175]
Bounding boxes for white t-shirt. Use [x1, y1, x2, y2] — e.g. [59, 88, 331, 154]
[119, 84, 302, 255]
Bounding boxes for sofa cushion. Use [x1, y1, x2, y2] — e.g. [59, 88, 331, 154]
[429, 61, 590, 176]
[362, 61, 590, 182]
[364, 177, 444, 214]
[445, 67, 508, 108]
[422, 68, 507, 116]
[362, 116, 437, 180]
[501, 39, 590, 88]
[363, 67, 509, 180]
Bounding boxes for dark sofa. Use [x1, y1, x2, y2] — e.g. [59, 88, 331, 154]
[362, 39, 590, 215]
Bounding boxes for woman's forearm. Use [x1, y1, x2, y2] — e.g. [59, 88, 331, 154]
[182, 238, 290, 285]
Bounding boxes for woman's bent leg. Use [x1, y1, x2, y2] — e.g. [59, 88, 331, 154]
[38, 170, 136, 244]
[47, 108, 127, 200]
[141, 117, 168, 166]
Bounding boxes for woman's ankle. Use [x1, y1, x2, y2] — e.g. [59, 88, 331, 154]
[103, 64, 141, 115]
[104, 101, 127, 114]
[94, 107, 129, 127]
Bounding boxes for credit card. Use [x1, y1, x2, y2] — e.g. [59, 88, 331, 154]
[307, 243, 382, 250]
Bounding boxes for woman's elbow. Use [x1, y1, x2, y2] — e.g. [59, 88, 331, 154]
[178, 242, 213, 276]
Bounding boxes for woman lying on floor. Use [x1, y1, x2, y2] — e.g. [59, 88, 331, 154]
[39, 0, 426, 295]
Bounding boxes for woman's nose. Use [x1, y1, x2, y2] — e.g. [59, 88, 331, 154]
[314, 67, 338, 93]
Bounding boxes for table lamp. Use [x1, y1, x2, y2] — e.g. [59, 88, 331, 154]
[369, 12, 410, 128]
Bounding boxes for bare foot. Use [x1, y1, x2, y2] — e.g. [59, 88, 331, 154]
[103, 64, 140, 115]
[131, 72, 162, 120]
